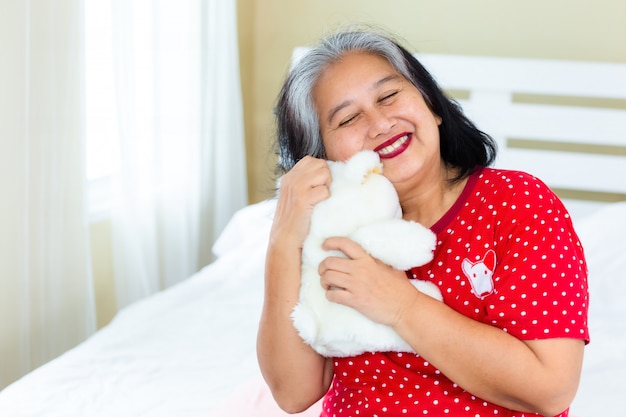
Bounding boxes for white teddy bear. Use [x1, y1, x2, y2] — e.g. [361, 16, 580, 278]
[291, 150, 443, 358]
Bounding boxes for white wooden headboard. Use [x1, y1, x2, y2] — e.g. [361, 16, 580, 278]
[292, 48, 626, 221]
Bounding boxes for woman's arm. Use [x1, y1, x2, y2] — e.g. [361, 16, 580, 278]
[256, 157, 334, 413]
[320, 237, 584, 416]
[393, 291, 584, 416]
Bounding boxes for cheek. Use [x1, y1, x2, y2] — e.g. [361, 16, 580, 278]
[322, 130, 364, 162]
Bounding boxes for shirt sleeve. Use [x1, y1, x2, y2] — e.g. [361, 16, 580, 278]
[485, 174, 590, 343]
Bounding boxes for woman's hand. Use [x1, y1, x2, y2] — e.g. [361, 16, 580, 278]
[318, 236, 420, 328]
[271, 156, 332, 249]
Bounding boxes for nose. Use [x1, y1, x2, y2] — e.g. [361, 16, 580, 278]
[367, 108, 396, 139]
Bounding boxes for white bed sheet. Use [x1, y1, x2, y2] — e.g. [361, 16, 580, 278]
[0, 198, 624, 417]
[0, 200, 276, 417]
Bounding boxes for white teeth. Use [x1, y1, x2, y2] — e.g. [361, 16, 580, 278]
[378, 134, 409, 155]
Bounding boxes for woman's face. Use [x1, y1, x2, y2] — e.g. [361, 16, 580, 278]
[313, 51, 443, 187]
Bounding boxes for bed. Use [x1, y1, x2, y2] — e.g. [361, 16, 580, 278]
[1, 52, 625, 417]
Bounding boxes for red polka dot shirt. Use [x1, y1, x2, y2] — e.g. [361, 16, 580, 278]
[322, 168, 590, 417]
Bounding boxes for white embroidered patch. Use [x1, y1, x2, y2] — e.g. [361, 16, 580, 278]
[462, 249, 496, 299]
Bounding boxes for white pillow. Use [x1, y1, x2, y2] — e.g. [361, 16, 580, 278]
[574, 201, 626, 316]
[212, 199, 277, 258]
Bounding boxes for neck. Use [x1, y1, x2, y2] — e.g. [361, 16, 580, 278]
[399, 167, 468, 228]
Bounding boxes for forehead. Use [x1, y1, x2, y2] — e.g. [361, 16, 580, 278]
[313, 51, 403, 112]
[316, 51, 399, 90]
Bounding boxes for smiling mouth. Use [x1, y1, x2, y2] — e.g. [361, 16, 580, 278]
[375, 134, 411, 158]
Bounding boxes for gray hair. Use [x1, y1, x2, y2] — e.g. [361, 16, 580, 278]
[275, 26, 415, 172]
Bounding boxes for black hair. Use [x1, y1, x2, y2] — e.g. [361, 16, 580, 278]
[396, 46, 497, 181]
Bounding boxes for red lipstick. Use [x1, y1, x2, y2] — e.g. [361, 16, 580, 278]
[374, 133, 411, 159]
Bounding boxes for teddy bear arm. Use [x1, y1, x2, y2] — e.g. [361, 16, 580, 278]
[348, 219, 436, 270]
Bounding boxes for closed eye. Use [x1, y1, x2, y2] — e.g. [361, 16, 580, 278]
[338, 113, 358, 127]
[379, 90, 399, 103]
[336, 90, 399, 127]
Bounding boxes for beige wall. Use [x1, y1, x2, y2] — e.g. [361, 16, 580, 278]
[237, 0, 626, 204]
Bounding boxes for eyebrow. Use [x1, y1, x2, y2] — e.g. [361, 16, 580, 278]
[325, 74, 401, 125]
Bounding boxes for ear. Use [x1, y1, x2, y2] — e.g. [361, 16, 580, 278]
[461, 258, 473, 276]
[344, 150, 381, 183]
[483, 250, 496, 271]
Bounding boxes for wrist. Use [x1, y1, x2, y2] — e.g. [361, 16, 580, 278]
[389, 283, 422, 328]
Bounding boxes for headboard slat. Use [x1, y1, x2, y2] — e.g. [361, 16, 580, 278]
[498, 149, 626, 193]
[459, 102, 626, 145]
[418, 54, 626, 99]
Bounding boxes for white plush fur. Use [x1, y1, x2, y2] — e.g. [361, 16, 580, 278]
[291, 150, 442, 357]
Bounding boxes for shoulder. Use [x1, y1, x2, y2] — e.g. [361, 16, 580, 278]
[478, 167, 549, 189]
[466, 167, 574, 230]
[475, 167, 559, 204]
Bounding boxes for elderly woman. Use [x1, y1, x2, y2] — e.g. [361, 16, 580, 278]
[257, 26, 588, 417]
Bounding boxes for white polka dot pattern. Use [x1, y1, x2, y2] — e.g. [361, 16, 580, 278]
[321, 168, 589, 417]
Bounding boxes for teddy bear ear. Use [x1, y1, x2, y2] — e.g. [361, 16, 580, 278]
[345, 150, 382, 182]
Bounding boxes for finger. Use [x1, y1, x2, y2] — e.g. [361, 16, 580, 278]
[325, 285, 353, 306]
[318, 256, 346, 278]
[319, 269, 350, 292]
[322, 236, 367, 260]
[293, 156, 332, 188]
[308, 183, 331, 207]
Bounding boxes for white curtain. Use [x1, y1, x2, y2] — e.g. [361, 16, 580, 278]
[108, 0, 248, 309]
[0, 0, 96, 388]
